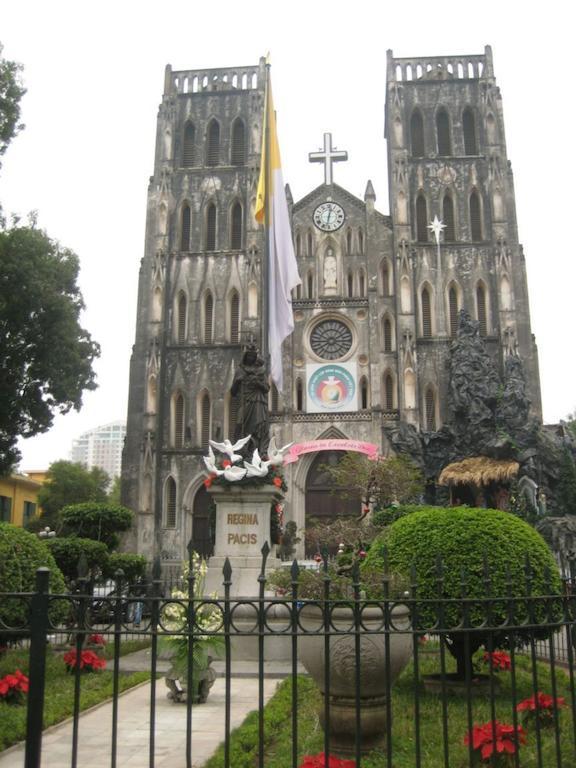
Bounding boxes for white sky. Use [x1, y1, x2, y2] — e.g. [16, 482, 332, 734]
[2, 0, 574, 471]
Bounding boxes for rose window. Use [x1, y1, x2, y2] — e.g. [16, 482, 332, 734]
[310, 319, 353, 360]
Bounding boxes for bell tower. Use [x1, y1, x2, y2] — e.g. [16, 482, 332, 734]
[385, 46, 541, 431]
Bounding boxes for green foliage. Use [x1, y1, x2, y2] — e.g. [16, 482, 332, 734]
[108, 475, 121, 504]
[0, 43, 25, 166]
[555, 448, 576, 516]
[371, 503, 431, 529]
[365, 506, 562, 634]
[321, 453, 424, 508]
[59, 502, 133, 550]
[0, 523, 67, 628]
[35, 461, 110, 528]
[0, 646, 148, 752]
[45, 537, 109, 581]
[103, 553, 147, 583]
[0, 226, 100, 473]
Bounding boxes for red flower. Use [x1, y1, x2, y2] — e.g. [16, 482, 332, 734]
[273, 476, 283, 488]
[204, 476, 213, 488]
[63, 649, 106, 672]
[464, 721, 525, 761]
[314, 553, 323, 563]
[517, 691, 566, 712]
[222, 459, 231, 468]
[299, 754, 356, 768]
[483, 650, 511, 671]
[0, 669, 29, 702]
[88, 633, 106, 646]
[357, 550, 367, 559]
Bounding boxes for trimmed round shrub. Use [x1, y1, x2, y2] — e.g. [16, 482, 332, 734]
[364, 506, 562, 677]
[45, 537, 109, 582]
[0, 523, 67, 630]
[103, 553, 147, 584]
[59, 503, 133, 549]
[371, 504, 430, 529]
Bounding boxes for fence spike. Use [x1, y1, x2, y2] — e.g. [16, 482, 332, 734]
[290, 558, 300, 582]
[223, 557, 232, 583]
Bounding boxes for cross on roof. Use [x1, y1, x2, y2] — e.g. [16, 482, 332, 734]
[308, 133, 348, 185]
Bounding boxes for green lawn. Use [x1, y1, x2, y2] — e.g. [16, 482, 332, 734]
[0, 641, 151, 752]
[204, 649, 576, 768]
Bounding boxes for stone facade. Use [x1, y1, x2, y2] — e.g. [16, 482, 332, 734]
[122, 47, 541, 563]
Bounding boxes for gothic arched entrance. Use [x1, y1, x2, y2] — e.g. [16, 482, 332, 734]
[305, 450, 361, 556]
[191, 486, 214, 558]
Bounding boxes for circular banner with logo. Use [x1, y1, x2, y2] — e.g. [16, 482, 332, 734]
[306, 363, 357, 412]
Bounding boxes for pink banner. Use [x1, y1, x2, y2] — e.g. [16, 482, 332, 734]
[284, 439, 379, 465]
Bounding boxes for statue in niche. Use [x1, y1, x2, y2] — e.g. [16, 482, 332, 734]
[323, 249, 337, 290]
[231, 344, 270, 456]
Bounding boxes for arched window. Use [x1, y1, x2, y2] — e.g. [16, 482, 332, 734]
[204, 292, 214, 343]
[147, 375, 157, 413]
[346, 228, 352, 255]
[358, 229, 364, 254]
[384, 374, 394, 410]
[383, 316, 393, 352]
[177, 292, 187, 343]
[307, 231, 313, 256]
[462, 108, 477, 155]
[206, 119, 220, 166]
[358, 269, 366, 297]
[425, 387, 436, 430]
[410, 109, 425, 157]
[443, 195, 455, 241]
[152, 287, 162, 321]
[180, 204, 191, 251]
[381, 260, 390, 296]
[421, 287, 432, 337]
[183, 122, 195, 166]
[230, 290, 240, 343]
[360, 377, 369, 410]
[200, 392, 211, 450]
[270, 382, 279, 413]
[205, 203, 217, 250]
[248, 282, 258, 317]
[436, 108, 452, 155]
[477, 283, 487, 336]
[405, 369, 416, 409]
[307, 271, 314, 298]
[400, 276, 411, 312]
[448, 284, 459, 337]
[295, 378, 303, 412]
[345, 270, 353, 297]
[230, 202, 243, 249]
[173, 393, 185, 448]
[231, 118, 246, 165]
[416, 195, 428, 242]
[228, 393, 238, 439]
[470, 191, 483, 241]
[164, 477, 177, 528]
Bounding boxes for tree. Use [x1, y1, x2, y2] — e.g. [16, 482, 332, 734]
[365, 506, 562, 679]
[60, 502, 133, 549]
[322, 453, 424, 510]
[0, 43, 25, 169]
[0, 224, 100, 473]
[33, 460, 109, 531]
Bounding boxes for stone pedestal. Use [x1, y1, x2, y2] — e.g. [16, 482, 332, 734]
[204, 484, 283, 597]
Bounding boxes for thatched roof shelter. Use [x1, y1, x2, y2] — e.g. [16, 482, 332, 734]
[438, 457, 519, 487]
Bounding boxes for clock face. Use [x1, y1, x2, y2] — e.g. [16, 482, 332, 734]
[313, 202, 345, 232]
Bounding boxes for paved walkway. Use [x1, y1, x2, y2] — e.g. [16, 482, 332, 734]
[0, 651, 291, 767]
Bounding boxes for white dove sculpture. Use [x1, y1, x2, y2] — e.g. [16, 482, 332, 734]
[223, 464, 247, 482]
[209, 435, 252, 464]
[203, 445, 224, 476]
[267, 436, 294, 466]
[244, 448, 271, 478]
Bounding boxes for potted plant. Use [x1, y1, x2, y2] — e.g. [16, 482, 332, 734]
[160, 554, 224, 704]
[268, 554, 411, 755]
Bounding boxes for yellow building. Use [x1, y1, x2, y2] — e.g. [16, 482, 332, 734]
[0, 471, 46, 526]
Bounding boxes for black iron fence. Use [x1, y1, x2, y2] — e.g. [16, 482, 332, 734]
[1, 549, 576, 768]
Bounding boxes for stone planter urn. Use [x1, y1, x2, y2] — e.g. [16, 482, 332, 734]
[298, 602, 411, 755]
[165, 658, 217, 704]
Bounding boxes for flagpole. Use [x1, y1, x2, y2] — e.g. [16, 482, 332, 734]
[261, 60, 271, 373]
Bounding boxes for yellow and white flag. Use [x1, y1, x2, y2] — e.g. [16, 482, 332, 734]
[255, 75, 301, 391]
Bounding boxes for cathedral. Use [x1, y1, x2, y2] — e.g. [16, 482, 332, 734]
[122, 46, 541, 562]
